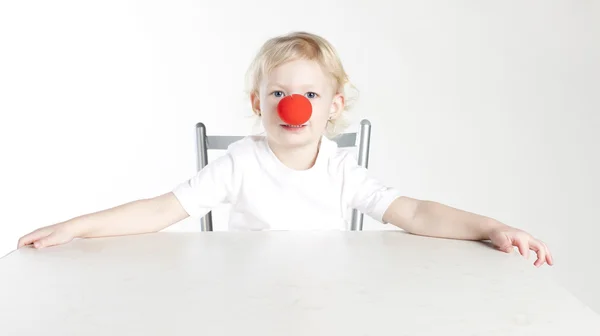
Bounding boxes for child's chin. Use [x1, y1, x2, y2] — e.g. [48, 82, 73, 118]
[272, 130, 317, 146]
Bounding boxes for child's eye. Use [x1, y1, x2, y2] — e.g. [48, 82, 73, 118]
[305, 92, 318, 99]
[272, 91, 285, 98]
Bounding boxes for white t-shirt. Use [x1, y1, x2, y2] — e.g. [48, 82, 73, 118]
[172, 135, 402, 231]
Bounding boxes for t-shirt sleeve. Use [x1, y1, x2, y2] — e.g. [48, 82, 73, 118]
[341, 153, 402, 223]
[172, 153, 238, 218]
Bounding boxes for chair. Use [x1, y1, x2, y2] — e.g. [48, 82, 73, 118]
[195, 119, 372, 231]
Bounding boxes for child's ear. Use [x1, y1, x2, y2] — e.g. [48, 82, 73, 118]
[250, 92, 261, 116]
[329, 93, 345, 120]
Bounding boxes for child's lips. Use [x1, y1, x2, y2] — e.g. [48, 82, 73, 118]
[280, 123, 307, 130]
[280, 122, 308, 127]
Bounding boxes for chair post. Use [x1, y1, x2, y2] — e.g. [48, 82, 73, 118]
[350, 119, 372, 231]
[357, 119, 372, 169]
[195, 122, 214, 232]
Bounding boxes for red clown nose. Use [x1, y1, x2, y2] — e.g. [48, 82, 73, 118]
[277, 94, 312, 125]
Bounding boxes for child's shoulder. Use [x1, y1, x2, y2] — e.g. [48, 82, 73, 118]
[321, 136, 357, 159]
[220, 135, 269, 165]
[317, 137, 364, 176]
[225, 135, 266, 154]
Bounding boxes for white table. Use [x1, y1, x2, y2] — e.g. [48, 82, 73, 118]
[1, 231, 599, 335]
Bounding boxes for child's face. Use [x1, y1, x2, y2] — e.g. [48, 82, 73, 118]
[252, 59, 344, 148]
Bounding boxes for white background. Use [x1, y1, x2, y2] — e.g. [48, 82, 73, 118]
[1, 0, 598, 312]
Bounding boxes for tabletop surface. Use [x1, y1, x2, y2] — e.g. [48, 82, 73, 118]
[1, 231, 599, 335]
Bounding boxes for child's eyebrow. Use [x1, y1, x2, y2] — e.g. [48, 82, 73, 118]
[268, 83, 320, 91]
[266, 83, 285, 89]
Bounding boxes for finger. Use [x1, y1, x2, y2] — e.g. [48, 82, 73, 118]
[529, 240, 546, 267]
[542, 241, 554, 266]
[34, 233, 63, 249]
[17, 228, 52, 248]
[515, 237, 530, 259]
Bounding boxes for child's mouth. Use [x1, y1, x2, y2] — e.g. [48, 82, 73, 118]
[281, 124, 307, 130]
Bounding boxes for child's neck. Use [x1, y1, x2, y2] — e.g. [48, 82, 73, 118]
[268, 138, 321, 171]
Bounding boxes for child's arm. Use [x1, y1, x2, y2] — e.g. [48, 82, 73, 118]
[382, 197, 499, 240]
[17, 192, 188, 249]
[382, 197, 553, 267]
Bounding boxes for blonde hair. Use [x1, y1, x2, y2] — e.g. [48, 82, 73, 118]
[245, 31, 358, 138]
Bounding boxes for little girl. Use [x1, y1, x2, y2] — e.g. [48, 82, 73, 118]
[17, 31, 553, 267]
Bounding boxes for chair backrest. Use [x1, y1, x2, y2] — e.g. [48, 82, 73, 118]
[195, 119, 372, 231]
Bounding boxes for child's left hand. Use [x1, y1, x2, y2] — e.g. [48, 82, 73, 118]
[488, 226, 554, 267]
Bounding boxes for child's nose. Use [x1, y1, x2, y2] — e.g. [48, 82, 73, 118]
[277, 94, 312, 125]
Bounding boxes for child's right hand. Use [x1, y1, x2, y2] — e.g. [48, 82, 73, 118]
[16, 192, 190, 250]
[17, 222, 78, 249]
